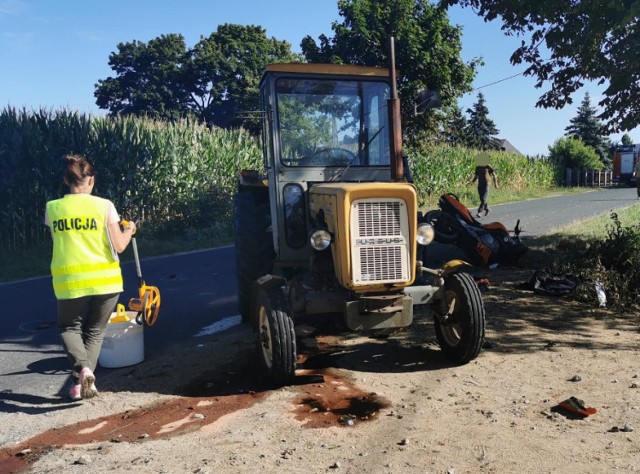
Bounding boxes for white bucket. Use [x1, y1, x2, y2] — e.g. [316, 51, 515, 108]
[98, 311, 144, 368]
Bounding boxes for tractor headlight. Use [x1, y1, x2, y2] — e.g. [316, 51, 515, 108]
[417, 223, 435, 246]
[310, 229, 332, 251]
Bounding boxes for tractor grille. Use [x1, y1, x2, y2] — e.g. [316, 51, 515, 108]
[351, 199, 411, 284]
[357, 201, 401, 236]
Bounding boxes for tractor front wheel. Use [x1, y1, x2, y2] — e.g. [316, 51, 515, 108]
[256, 286, 297, 386]
[433, 272, 485, 364]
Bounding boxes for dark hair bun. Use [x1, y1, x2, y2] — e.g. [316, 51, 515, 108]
[62, 154, 94, 186]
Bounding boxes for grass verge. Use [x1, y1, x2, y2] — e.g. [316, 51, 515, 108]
[521, 203, 640, 268]
[419, 185, 591, 211]
[0, 224, 233, 283]
[521, 203, 640, 311]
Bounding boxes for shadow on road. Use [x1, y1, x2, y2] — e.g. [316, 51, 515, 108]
[2, 266, 637, 414]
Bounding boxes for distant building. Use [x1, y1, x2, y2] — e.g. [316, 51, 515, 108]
[499, 139, 523, 156]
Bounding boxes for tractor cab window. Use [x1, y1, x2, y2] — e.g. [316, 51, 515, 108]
[276, 78, 390, 167]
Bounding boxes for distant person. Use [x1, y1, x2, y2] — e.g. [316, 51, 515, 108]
[45, 154, 136, 401]
[470, 153, 499, 218]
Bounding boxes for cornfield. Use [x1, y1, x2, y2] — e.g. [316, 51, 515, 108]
[0, 108, 262, 251]
[1, 107, 559, 253]
[408, 144, 558, 207]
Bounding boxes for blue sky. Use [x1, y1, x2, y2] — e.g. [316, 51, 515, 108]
[1, 0, 637, 156]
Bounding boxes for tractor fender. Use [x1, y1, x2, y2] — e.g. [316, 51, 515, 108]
[440, 259, 472, 276]
[250, 274, 287, 326]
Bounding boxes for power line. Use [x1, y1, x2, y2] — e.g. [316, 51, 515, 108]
[473, 71, 526, 91]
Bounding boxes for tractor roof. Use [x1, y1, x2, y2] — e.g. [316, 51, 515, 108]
[264, 63, 390, 78]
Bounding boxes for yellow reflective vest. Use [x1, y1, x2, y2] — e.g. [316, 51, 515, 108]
[46, 194, 123, 299]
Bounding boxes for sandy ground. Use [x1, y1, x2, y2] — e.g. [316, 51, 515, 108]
[1, 267, 639, 473]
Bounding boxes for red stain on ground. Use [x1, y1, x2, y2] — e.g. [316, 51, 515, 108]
[0, 387, 268, 473]
[292, 369, 390, 428]
[0, 330, 389, 472]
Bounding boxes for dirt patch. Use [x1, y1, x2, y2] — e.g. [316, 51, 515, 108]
[2, 266, 640, 473]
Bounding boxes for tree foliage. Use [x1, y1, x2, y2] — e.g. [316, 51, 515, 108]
[95, 25, 295, 131]
[94, 34, 190, 121]
[465, 92, 502, 150]
[440, 0, 640, 132]
[442, 104, 469, 146]
[549, 136, 603, 171]
[565, 92, 612, 168]
[620, 133, 633, 146]
[300, 0, 480, 142]
[185, 24, 297, 130]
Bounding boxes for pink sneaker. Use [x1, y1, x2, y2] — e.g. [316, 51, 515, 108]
[69, 384, 82, 401]
[79, 368, 97, 399]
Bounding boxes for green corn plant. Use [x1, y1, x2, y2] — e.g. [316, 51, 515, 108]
[408, 144, 558, 208]
[0, 107, 263, 252]
[1, 105, 557, 254]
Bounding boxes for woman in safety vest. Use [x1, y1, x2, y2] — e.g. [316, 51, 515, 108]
[45, 154, 136, 401]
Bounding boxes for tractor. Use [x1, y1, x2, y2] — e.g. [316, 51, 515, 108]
[234, 41, 485, 386]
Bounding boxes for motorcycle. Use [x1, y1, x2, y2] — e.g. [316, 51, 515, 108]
[423, 193, 528, 267]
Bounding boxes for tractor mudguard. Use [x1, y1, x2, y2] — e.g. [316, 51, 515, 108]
[440, 259, 472, 276]
[249, 274, 287, 326]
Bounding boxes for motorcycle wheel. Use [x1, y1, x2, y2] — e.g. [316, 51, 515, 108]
[433, 272, 485, 363]
[424, 210, 459, 244]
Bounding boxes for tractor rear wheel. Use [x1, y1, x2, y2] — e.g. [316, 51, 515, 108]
[433, 272, 485, 363]
[256, 286, 297, 386]
[234, 187, 275, 323]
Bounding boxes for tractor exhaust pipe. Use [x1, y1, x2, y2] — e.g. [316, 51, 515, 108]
[387, 36, 404, 182]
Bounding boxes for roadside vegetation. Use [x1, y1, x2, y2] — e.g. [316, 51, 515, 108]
[409, 143, 566, 209]
[523, 204, 640, 311]
[0, 108, 261, 247]
[2, 106, 637, 313]
[0, 106, 628, 287]
[0, 107, 560, 281]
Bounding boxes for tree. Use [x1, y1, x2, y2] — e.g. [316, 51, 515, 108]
[94, 34, 190, 120]
[185, 24, 297, 130]
[621, 133, 634, 146]
[549, 136, 603, 171]
[565, 92, 612, 168]
[440, 0, 640, 133]
[95, 25, 296, 131]
[465, 92, 501, 150]
[441, 104, 468, 146]
[300, 0, 480, 143]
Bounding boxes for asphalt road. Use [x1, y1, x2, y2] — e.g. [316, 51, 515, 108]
[0, 246, 237, 407]
[0, 186, 637, 409]
[476, 186, 637, 238]
[427, 186, 638, 265]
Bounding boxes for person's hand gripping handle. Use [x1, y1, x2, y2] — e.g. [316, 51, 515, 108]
[121, 219, 137, 236]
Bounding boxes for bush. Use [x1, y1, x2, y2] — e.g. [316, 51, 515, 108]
[552, 213, 640, 309]
[548, 136, 603, 171]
